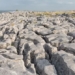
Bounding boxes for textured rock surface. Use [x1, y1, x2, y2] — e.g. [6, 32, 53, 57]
[0, 11, 75, 75]
[51, 50, 75, 75]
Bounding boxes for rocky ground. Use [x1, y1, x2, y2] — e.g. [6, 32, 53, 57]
[0, 11, 75, 75]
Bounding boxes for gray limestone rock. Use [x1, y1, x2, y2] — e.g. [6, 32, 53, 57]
[68, 31, 75, 38]
[35, 59, 57, 75]
[42, 65, 57, 75]
[59, 43, 75, 55]
[0, 42, 7, 49]
[6, 46, 17, 54]
[0, 68, 17, 75]
[1, 11, 75, 75]
[51, 50, 75, 75]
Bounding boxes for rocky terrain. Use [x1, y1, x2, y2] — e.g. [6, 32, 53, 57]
[0, 11, 75, 75]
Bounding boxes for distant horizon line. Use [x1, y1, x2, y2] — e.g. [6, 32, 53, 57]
[0, 9, 75, 12]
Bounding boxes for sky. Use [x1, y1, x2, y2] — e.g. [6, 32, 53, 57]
[0, 0, 75, 11]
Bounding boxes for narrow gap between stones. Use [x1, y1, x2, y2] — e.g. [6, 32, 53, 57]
[43, 44, 59, 75]
[42, 36, 49, 43]
[43, 44, 52, 60]
[35, 31, 40, 35]
[15, 32, 20, 55]
[30, 51, 41, 75]
[23, 50, 40, 75]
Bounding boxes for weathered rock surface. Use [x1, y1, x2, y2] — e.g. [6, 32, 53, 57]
[0, 11, 75, 75]
[59, 43, 75, 55]
[51, 50, 75, 75]
[35, 59, 57, 75]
